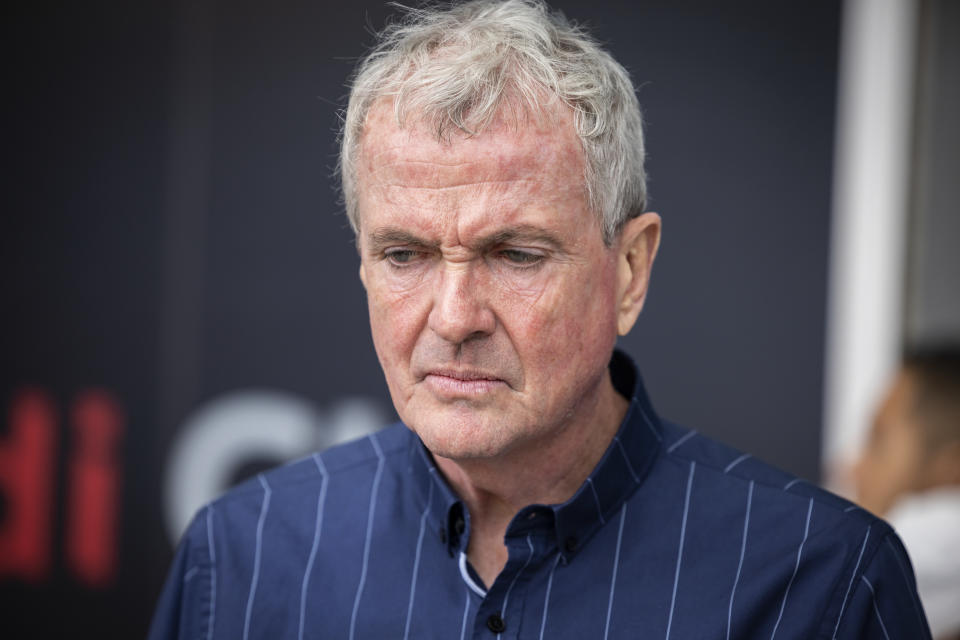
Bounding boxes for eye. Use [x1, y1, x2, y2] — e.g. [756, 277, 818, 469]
[498, 249, 544, 267]
[384, 249, 426, 267]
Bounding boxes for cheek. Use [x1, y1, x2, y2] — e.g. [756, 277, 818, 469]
[503, 261, 619, 365]
[365, 273, 430, 367]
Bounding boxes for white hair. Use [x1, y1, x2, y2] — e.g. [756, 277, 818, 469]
[339, 0, 647, 244]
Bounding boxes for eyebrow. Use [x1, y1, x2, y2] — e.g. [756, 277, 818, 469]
[476, 226, 565, 251]
[365, 229, 437, 255]
[365, 224, 566, 255]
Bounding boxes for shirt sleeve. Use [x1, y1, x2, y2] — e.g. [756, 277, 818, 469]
[147, 506, 216, 640]
[830, 529, 932, 639]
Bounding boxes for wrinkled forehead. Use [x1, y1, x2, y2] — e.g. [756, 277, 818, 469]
[356, 97, 586, 189]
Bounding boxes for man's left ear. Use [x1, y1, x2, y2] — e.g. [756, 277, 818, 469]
[615, 212, 661, 336]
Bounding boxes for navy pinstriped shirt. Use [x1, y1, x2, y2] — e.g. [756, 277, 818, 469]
[149, 352, 931, 639]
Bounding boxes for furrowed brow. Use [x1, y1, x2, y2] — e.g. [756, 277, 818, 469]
[365, 228, 437, 254]
[477, 226, 565, 252]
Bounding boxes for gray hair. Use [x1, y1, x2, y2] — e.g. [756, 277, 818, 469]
[339, 0, 647, 244]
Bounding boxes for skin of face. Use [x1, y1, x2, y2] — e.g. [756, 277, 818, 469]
[853, 369, 929, 516]
[355, 99, 659, 466]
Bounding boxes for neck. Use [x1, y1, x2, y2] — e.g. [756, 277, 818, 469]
[435, 372, 629, 587]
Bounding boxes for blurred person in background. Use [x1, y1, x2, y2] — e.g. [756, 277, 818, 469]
[854, 345, 960, 640]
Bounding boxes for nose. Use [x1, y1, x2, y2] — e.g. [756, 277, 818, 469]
[427, 261, 496, 344]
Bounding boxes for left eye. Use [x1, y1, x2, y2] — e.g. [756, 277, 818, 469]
[499, 249, 543, 265]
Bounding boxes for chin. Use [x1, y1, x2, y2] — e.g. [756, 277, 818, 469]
[406, 409, 518, 461]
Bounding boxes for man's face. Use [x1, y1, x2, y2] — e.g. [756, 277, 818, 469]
[853, 369, 927, 516]
[355, 101, 626, 461]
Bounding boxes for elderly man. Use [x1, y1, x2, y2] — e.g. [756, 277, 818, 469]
[149, 1, 931, 638]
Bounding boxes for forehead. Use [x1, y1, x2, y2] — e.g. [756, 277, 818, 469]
[356, 98, 586, 198]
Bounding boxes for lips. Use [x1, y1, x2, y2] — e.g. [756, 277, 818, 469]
[423, 369, 508, 397]
[426, 368, 503, 382]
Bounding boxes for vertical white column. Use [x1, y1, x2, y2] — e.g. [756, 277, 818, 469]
[823, 0, 919, 492]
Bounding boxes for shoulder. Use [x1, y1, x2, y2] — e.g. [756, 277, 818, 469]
[193, 423, 412, 537]
[149, 424, 418, 639]
[656, 420, 887, 556]
[175, 424, 414, 597]
[658, 420, 866, 518]
[651, 422, 931, 637]
[208, 422, 410, 509]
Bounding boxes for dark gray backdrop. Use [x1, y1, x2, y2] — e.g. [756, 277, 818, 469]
[1, 1, 840, 636]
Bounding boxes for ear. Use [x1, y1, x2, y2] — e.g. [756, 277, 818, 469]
[615, 212, 661, 336]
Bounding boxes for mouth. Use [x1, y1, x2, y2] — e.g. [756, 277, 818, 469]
[423, 368, 508, 397]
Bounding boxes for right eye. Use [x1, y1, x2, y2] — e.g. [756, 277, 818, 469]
[385, 249, 425, 267]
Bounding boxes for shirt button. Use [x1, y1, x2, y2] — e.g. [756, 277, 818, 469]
[486, 613, 506, 633]
[564, 536, 578, 552]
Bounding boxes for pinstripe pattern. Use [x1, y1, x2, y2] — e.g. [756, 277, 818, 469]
[860, 577, 891, 640]
[349, 434, 385, 640]
[298, 454, 329, 640]
[459, 587, 471, 640]
[586, 477, 606, 524]
[832, 526, 871, 639]
[497, 535, 534, 640]
[243, 475, 272, 640]
[724, 453, 751, 474]
[727, 481, 754, 640]
[638, 404, 663, 441]
[403, 481, 434, 640]
[883, 537, 928, 629]
[205, 505, 217, 640]
[538, 553, 563, 640]
[665, 461, 696, 639]
[604, 502, 627, 640]
[783, 478, 804, 491]
[613, 437, 640, 482]
[770, 498, 813, 639]
[667, 430, 697, 453]
[149, 353, 931, 640]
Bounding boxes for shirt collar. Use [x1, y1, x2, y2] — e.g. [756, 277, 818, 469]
[407, 429, 468, 557]
[548, 349, 663, 560]
[406, 349, 664, 560]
